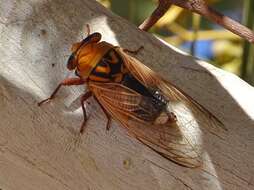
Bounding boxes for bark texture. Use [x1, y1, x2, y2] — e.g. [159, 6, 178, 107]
[0, 0, 254, 190]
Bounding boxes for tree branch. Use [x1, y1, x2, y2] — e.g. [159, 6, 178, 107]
[139, 0, 172, 31]
[139, 0, 254, 43]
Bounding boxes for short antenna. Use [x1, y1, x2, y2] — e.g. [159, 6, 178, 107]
[85, 24, 90, 36]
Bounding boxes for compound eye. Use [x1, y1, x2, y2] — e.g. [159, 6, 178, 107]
[75, 69, 81, 77]
[67, 53, 76, 70]
[82, 32, 102, 44]
[89, 32, 102, 43]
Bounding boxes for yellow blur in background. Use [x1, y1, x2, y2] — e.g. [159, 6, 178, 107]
[97, 0, 254, 85]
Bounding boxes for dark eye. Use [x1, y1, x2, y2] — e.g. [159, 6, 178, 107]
[81, 32, 102, 44]
[68, 53, 74, 61]
[75, 69, 81, 77]
[67, 53, 76, 70]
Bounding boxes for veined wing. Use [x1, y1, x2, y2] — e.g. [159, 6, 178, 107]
[89, 81, 202, 167]
[116, 47, 226, 135]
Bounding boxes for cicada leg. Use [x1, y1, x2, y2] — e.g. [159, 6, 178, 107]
[93, 96, 112, 131]
[80, 91, 93, 133]
[123, 46, 144, 55]
[38, 78, 86, 106]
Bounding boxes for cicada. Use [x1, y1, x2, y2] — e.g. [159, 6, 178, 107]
[38, 26, 225, 168]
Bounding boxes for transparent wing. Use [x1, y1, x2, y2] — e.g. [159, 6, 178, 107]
[117, 48, 226, 135]
[89, 82, 202, 167]
[88, 48, 226, 167]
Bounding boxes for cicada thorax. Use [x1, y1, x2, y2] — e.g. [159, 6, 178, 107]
[87, 47, 174, 125]
[75, 41, 114, 79]
[88, 48, 129, 83]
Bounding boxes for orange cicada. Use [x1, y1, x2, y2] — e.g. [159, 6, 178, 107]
[38, 26, 225, 167]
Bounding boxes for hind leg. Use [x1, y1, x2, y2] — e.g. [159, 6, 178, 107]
[93, 96, 112, 131]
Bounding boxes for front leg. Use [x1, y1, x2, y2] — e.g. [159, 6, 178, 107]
[80, 91, 93, 133]
[38, 77, 86, 106]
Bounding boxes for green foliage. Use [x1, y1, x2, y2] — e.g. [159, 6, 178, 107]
[111, 0, 155, 25]
[241, 0, 254, 84]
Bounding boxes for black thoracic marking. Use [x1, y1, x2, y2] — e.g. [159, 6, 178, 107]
[122, 73, 151, 96]
[122, 73, 168, 121]
[91, 48, 168, 120]
[90, 49, 123, 80]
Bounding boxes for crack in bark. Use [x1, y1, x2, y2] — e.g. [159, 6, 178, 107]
[5, 148, 73, 190]
[146, 159, 194, 190]
[213, 162, 253, 186]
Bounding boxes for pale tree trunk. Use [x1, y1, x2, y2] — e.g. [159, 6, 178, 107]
[0, 0, 254, 190]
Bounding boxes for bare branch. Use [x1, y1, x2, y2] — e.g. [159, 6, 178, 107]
[172, 0, 254, 43]
[139, 0, 254, 43]
[139, 0, 172, 31]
